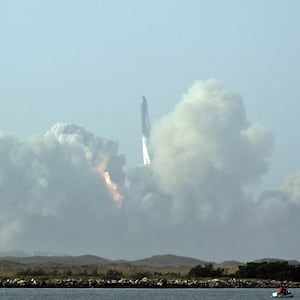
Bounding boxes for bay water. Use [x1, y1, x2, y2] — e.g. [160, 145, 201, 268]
[0, 288, 299, 300]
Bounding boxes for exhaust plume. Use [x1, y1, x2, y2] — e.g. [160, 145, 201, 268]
[0, 123, 126, 256]
[150, 80, 273, 223]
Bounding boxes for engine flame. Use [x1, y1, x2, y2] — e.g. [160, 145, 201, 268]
[97, 160, 123, 208]
[102, 171, 123, 208]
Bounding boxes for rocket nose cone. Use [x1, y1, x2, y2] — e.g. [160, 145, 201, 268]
[142, 96, 148, 107]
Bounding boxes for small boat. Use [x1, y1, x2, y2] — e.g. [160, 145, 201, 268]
[272, 290, 294, 298]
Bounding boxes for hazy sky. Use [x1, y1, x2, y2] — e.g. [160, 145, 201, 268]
[1, 1, 300, 262]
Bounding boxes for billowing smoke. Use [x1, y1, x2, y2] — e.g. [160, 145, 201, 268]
[150, 80, 273, 223]
[124, 80, 276, 260]
[0, 123, 126, 257]
[0, 80, 300, 261]
[125, 80, 300, 260]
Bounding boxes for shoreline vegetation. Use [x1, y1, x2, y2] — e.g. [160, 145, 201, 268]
[1, 254, 300, 288]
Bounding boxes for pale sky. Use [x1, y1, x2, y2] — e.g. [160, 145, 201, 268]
[1, 1, 300, 261]
[1, 0, 299, 182]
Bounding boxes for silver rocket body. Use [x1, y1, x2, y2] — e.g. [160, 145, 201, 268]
[141, 96, 151, 165]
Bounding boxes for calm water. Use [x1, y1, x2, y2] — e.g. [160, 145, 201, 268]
[0, 288, 299, 300]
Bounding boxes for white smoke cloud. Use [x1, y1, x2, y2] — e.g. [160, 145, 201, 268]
[149, 80, 273, 223]
[1, 80, 300, 261]
[124, 80, 300, 260]
[0, 123, 126, 256]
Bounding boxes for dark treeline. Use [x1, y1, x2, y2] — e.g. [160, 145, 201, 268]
[13, 266, 178, 281]
[188, 263, 223, 278]
[2, 261, 300, 282]
[235, 262, 300, 281]
[188, 262, 300, 281]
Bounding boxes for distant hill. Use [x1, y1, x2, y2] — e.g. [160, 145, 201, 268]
[217, 260, 244, 268]
[1, 253, 298, 270]
[131, 254, 207, 268]
[0, 255, 111, 267]
[0, 254, 207, 269]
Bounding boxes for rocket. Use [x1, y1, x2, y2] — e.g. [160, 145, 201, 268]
[141, 96, 151, 165]
[141, 96, 150, 139]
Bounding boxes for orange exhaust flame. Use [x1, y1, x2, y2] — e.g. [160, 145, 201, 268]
[97, 159, 123, 208]
[102, 171, 123, 208]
